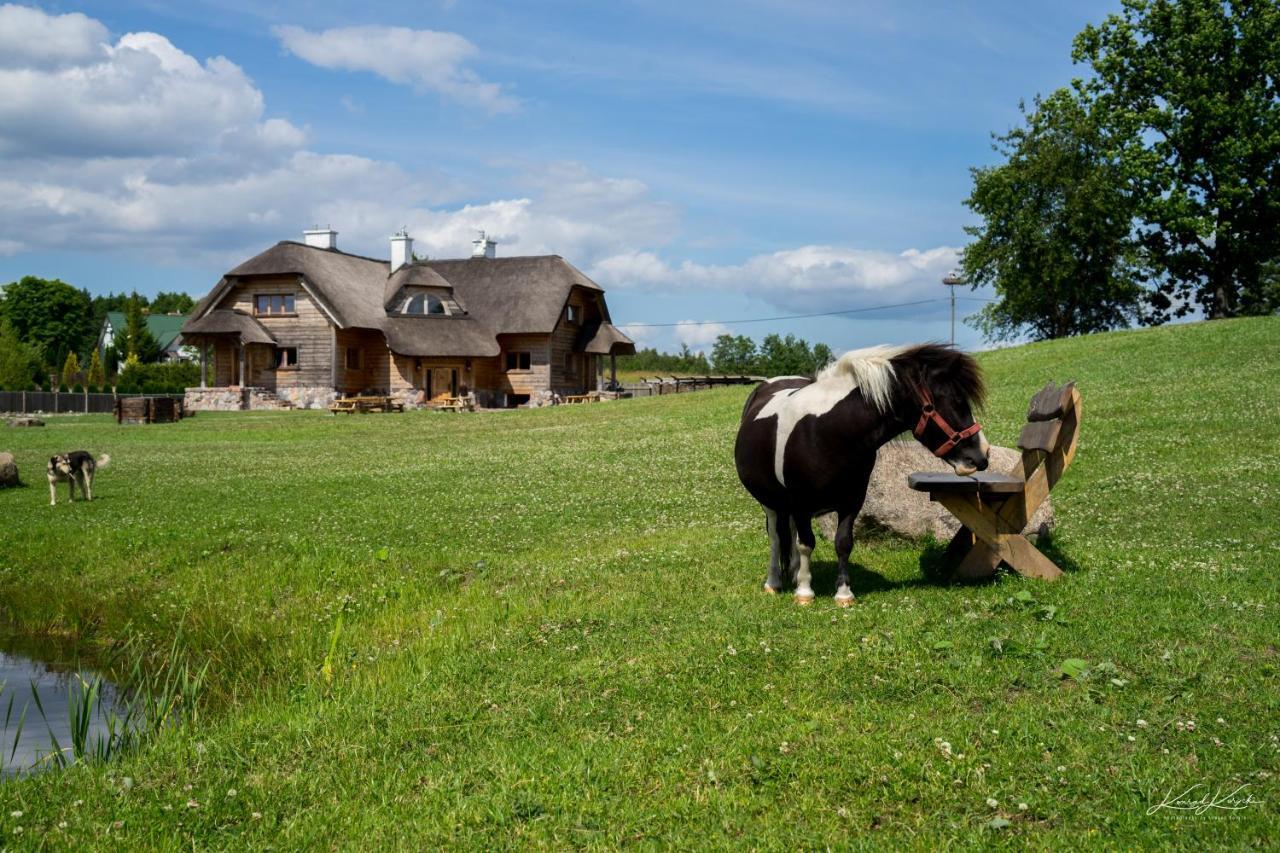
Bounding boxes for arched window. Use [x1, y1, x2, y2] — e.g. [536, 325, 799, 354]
[404, 293, 446, 315]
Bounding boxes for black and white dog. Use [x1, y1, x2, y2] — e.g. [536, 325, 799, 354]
[47, 451, 110, 505]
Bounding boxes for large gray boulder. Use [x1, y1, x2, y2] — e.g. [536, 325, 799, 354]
[818, 440, 1054, 543]
[0, 452, 17, 488]
[6, 417, 44, 427]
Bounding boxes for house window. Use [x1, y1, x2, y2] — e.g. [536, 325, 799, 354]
[505, 351, 532, 371]
[566, 304, 580, 324]
[345, 347, 362, 370]
[276, 347, 299, 369]
[405, 293, 446, 315]
[255, 293, 296, 315]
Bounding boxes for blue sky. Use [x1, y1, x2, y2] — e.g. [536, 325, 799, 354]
[0, 0, 1119, 353]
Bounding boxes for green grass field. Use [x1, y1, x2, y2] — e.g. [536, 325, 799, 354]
[1, 317, 1277, 848]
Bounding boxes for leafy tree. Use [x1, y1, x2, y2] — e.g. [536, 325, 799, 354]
[962, 88, 1145, 341]
[758, 333, 822, 376]
[0, 276, 94, 367]
[150, 291, 196, 315]
[619, 346, 711, 374]
[85, 347, 106, 390]
[710, 334, 759, 374]
[811, 343, 834, 371]
[124, 293, 163, 363]
[1074, 0, 1280, 320]
[0, 320, 40, 390]
[61, 351, 82, 387]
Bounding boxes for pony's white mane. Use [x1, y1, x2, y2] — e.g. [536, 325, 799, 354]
[815, 343, 910, 412]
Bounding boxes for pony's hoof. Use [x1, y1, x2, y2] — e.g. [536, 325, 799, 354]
[835, 595, 856, 607]
[763, 583, 781, 594]
[794, 591, 815, 606]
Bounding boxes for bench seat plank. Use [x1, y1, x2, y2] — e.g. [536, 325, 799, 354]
[907, 471, 1026, 494]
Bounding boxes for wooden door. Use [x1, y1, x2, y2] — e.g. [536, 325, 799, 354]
[429, 367, 457, 400]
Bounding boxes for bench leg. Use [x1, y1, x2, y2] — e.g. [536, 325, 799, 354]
[956, 540, 1001, 579]
[998, 535, 1064, 581]
[946, 526, 974, 562]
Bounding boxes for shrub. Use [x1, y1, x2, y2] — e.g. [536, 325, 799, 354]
[117, 360, 200, 395]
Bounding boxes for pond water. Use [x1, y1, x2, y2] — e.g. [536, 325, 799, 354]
[0, 632, 128, 777]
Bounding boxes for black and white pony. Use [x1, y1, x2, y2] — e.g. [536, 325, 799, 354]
[734, 343, 989, 605]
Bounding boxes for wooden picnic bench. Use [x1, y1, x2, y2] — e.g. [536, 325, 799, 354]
[429, 395, 473, 412]
[563, 394, 594, 404]
[329, 395, 403, 414]
[908, 381, 1081, 581]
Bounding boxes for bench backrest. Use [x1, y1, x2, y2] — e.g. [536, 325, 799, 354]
[1009, 380, 1081, 492]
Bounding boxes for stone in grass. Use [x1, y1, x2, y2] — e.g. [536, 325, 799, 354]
[6, 417, 45, 427]
[817, 440, 1055, 543]
[0, 451, 17, 488]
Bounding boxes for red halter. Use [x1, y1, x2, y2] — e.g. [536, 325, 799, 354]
[913, 385, 982, 458]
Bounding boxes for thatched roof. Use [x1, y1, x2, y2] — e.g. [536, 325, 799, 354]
[578, 321, 636, 355]
[185, 241, 621, 358]
[382, 317, 499, 357]
[423, 256, 604, 334]
[384, 264, 456, 310]
[183, 309, 276, 344]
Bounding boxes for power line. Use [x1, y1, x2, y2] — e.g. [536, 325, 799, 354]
[624, 297, 947, 328]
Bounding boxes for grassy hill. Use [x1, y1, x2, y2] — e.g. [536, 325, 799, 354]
[0, 316, 1276, 848]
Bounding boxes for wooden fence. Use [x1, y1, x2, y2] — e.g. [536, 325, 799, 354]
[0, 390, 185, 415]
[620, 375, 764, 397]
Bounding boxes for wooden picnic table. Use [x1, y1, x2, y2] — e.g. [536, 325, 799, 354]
[329, 395, 403, 414]
[563, 394, 594, 404]
[429, 395, 473, 412]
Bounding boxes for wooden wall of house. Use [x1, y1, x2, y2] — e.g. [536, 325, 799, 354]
[219, 276, 334, 389]
[549, 287, 605, 394]
[213, 340, 235, 386]
[495, 333, 551, 397]
[335, 328, 388, 393]
[387, 355, 476, 400]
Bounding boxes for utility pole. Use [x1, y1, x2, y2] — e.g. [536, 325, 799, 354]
[942, 270, 965, 345]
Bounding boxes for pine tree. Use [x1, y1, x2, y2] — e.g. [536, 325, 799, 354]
[86, 348, 105, 390]
[124, 293, 162, 363]
[61, 351, 82, 387]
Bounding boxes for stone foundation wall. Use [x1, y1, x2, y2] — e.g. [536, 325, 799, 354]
[185, 386, 337, 411]
[184, 387, 244, 412]
[271, 386, 336, 410]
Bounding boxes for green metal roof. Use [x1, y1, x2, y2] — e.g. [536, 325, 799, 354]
[104, 311, 188, 352]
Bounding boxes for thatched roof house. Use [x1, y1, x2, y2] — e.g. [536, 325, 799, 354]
[182, 229, 634, 409]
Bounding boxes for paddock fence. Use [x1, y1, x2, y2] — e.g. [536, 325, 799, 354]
[0, 390, 185, 416]
[619, 375, 764, 398]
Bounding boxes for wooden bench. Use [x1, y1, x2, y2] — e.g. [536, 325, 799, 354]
[330, 395, 403, 414]
[430, 395, 472, 412]
[563, 394, 593, 404]
[907, 381, 1081, 581]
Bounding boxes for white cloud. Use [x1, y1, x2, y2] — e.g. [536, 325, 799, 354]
[273, 24, 517, 114]
[0, 13, 286, 158]
[673, 320, 732, 351]
[0, 3, 107, 70]
[588, 245, 960, 313]
[390, 164, 679, 263]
